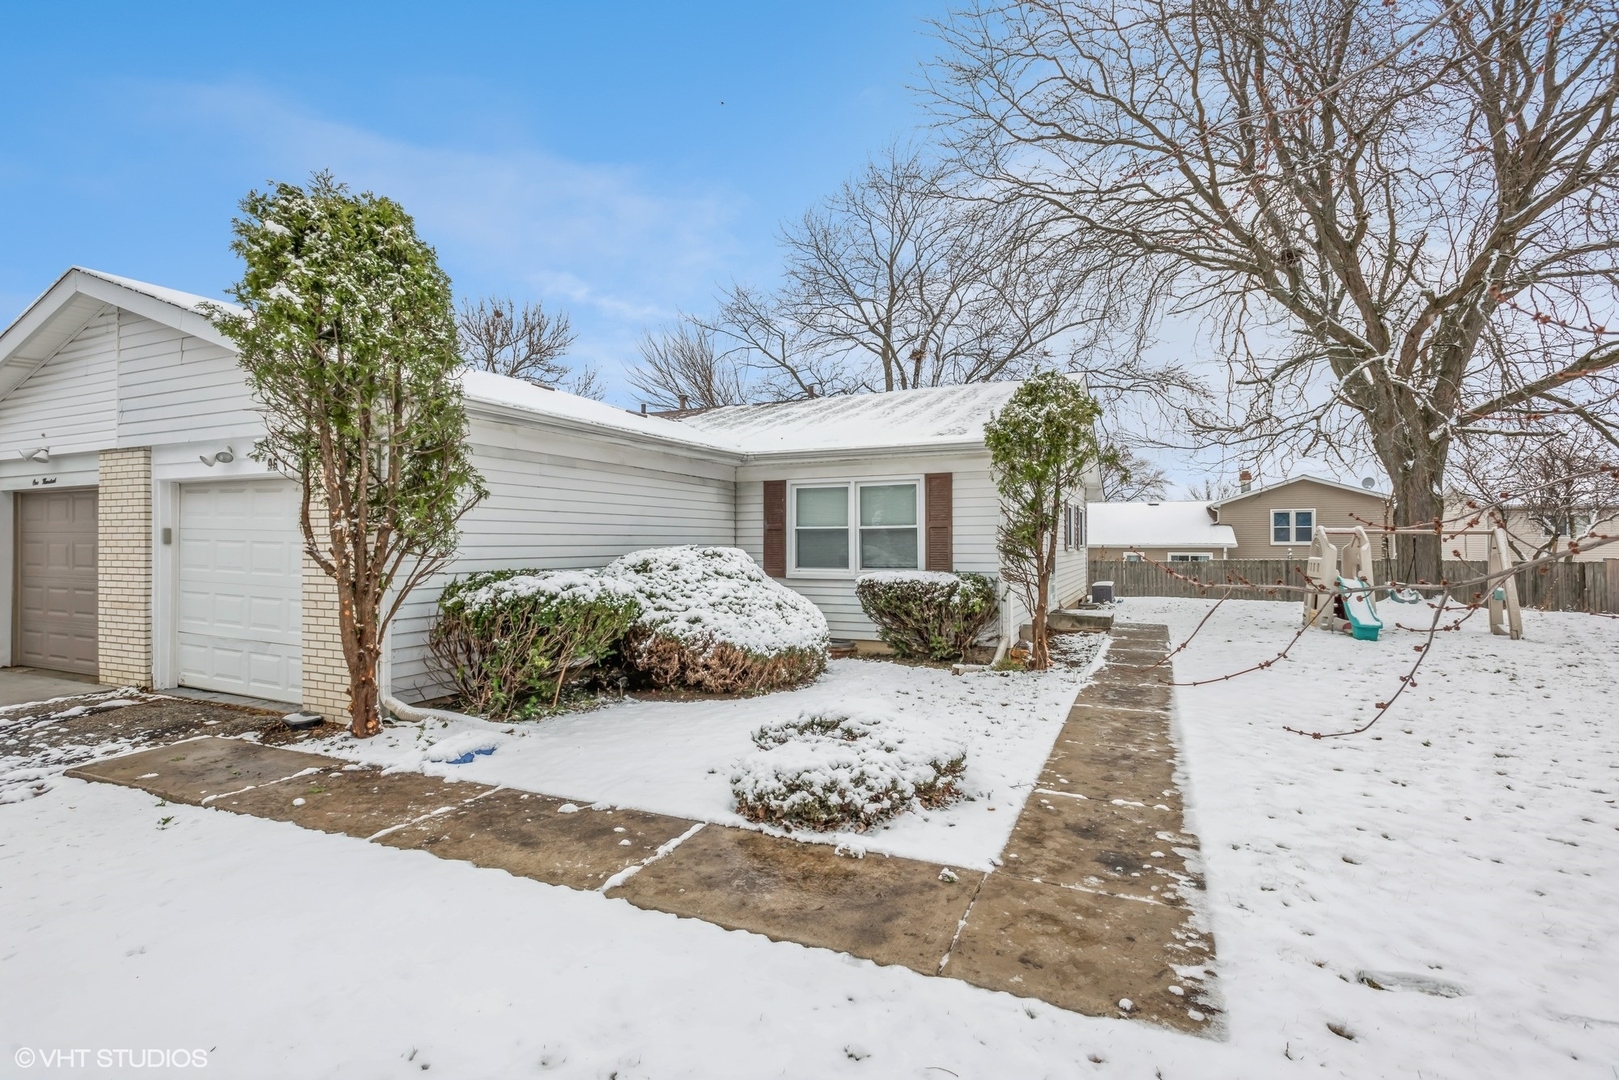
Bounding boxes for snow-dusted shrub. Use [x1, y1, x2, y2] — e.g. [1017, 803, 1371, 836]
[605, 546, 829, 693]
[731, 708, 966, 831]
[855, 570, 999, 661]
[428, 569, 641, 717]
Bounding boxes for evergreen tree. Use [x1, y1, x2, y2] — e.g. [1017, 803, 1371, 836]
[211, 172, 487, 737]
[984, 373, 1110, 670]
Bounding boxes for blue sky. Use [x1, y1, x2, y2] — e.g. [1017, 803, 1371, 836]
[0, 1, 943, 403]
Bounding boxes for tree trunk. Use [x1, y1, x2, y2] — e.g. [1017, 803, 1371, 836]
[1369, 396, 1449, 585]
[338, 588, 383, 739]
[1386, 451, 1447, 584]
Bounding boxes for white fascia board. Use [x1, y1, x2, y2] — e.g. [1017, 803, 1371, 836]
[70, 271, 238, 353]
[737, 439, 989, 468]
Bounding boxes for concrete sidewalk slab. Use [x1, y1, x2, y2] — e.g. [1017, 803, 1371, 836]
[944, 872, 1213, 1033]
[64, 738, 335, 804]
[609, 824, 981, 973]
[208, 768, 489, 839]
[380, 788, 699, 890]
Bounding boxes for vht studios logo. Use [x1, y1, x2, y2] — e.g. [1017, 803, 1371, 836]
[14, 1047, 210, 1069]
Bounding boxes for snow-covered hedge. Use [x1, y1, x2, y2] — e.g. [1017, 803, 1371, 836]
[854, 570, 999, 661]
[429, 569, 642, 718]
[605, 546, 829, 693]
[731, 708, 966, 831]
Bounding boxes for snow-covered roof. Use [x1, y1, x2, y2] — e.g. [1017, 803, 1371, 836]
[458, 369, 743, 456]
[674, 382, 1020, 456]
[73, 268, 245, 318]
[1214, 474, 1388, 507]
[1088, 501, 1238, 550]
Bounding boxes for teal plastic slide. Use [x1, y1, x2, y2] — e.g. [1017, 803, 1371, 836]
[1338, 577, 1382, 641]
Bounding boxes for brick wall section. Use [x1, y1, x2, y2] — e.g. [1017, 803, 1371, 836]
[96, 447, 154, 687]
[301, 499, 351, 721]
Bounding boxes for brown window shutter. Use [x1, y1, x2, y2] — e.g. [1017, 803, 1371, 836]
[924, 472, 953, 571]
[763, 480, 787, 577]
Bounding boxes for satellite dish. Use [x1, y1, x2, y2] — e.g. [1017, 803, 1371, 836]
[1361, 477, 1377, 489]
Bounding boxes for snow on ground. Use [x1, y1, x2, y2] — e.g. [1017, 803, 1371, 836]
[3, 599, 1617, 1077]
[340, 645, 1103, 869]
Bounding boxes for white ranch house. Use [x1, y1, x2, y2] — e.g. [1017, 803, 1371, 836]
[0, 268, 1096, 716]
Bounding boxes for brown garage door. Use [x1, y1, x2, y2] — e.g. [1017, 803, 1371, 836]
[16, 489, 98, 675]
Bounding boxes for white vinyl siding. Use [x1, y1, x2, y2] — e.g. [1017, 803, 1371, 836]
[385, 415, 737, 702]
[115, 312, 264, 445]
[739, 453, 1001, 640]
[0, 309, 119, 455]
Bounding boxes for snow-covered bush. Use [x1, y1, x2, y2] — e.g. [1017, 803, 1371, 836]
[428, 569, 641, 717]
[855, 570, 999, 661]
[605, 546, 828, 693]
[731, 708, 966, 831]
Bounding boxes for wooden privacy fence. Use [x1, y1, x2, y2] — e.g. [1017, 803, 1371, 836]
[1089, 558, 1619, 614]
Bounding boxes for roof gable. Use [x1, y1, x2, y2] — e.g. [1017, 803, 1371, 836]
[1213, 474, 1388, 509]
[0, 268, 240, 405]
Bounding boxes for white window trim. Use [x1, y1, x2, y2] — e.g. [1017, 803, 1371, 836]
[786, 476, 925, 579]
[1167, 551, 1214, 562]
[1122, 551, 1145, 562]
[1269, 507, 1318, 546]
[1064, 504, 1087, 550]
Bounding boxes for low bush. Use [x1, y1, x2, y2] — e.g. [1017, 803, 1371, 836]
[731, 708, 967, 831]
[854, 570, 999, 661]
[606, 546, 828, 693]
[428, 569, 642, 718]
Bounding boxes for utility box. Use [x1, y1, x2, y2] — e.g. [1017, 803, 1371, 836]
[1091, 580, 1115, 604]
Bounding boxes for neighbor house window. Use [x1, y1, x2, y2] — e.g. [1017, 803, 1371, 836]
[1123, 552, 1145, 562]
[1271, 509, 1315, 544]
[791, 481, 920, 573]
[794, 486, 849, 570]
[1168, 552, 1213, 562]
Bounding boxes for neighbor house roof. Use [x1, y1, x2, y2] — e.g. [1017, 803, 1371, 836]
[1088, 501, 1238, 551]
[1212, 474, 1389, 509]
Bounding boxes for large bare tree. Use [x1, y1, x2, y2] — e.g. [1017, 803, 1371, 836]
[781, 146, 1114, 392]
[931, 0, 1619, 580]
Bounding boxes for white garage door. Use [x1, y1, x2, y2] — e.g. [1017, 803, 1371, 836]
[177, 480, 302, 702]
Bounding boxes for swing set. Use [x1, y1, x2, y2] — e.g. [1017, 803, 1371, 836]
[1302, 525, 1524, 641]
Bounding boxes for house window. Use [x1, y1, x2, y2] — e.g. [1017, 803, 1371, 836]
[794, 486, 849, 570]
[1064, 505, 1087, 550]
[791, 480, 921, 573]
[1271, 509, 1315, 544]
[1168, 552, 1213, 562]
[1123, 552, 1145, 562]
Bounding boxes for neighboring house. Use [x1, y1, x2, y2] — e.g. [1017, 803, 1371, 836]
[1087, 501, 1238, 563]
[0, 268, 1093, 715]
[1208, 475, 1392, 559]
[1441, 492, 1619, 564]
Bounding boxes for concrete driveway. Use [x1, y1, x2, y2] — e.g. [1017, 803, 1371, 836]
[0, 667, 112, 708]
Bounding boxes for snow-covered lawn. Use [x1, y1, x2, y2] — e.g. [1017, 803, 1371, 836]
[3, 598, 1617, 1077]
[340, 644, 1103, 869]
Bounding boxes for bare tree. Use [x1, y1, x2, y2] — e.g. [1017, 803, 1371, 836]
[698, 284, 855, 401]
[1453, 424, 1619, 558]
[1098, 445, 1171, 501]
[457, 296, 577, 387]
[931, 0, 1619, 581]
[781, 146, 1114, 392]
[1184, 476, 1240, 503]
[627, 318, 749, 411]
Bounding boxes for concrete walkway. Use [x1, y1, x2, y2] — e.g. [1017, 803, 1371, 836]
[65, 624, 1219, 1032]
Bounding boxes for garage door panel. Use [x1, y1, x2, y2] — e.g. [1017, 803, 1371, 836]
[16, 489, 98, 676]
[177, 480, 301, 702]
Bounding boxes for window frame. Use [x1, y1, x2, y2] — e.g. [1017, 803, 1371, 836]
[786, 476, 925, 578]
[1269, 507, 1318, 546]
[1167, 551, 1214, 562]
[1063, 504, 1087, 550]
